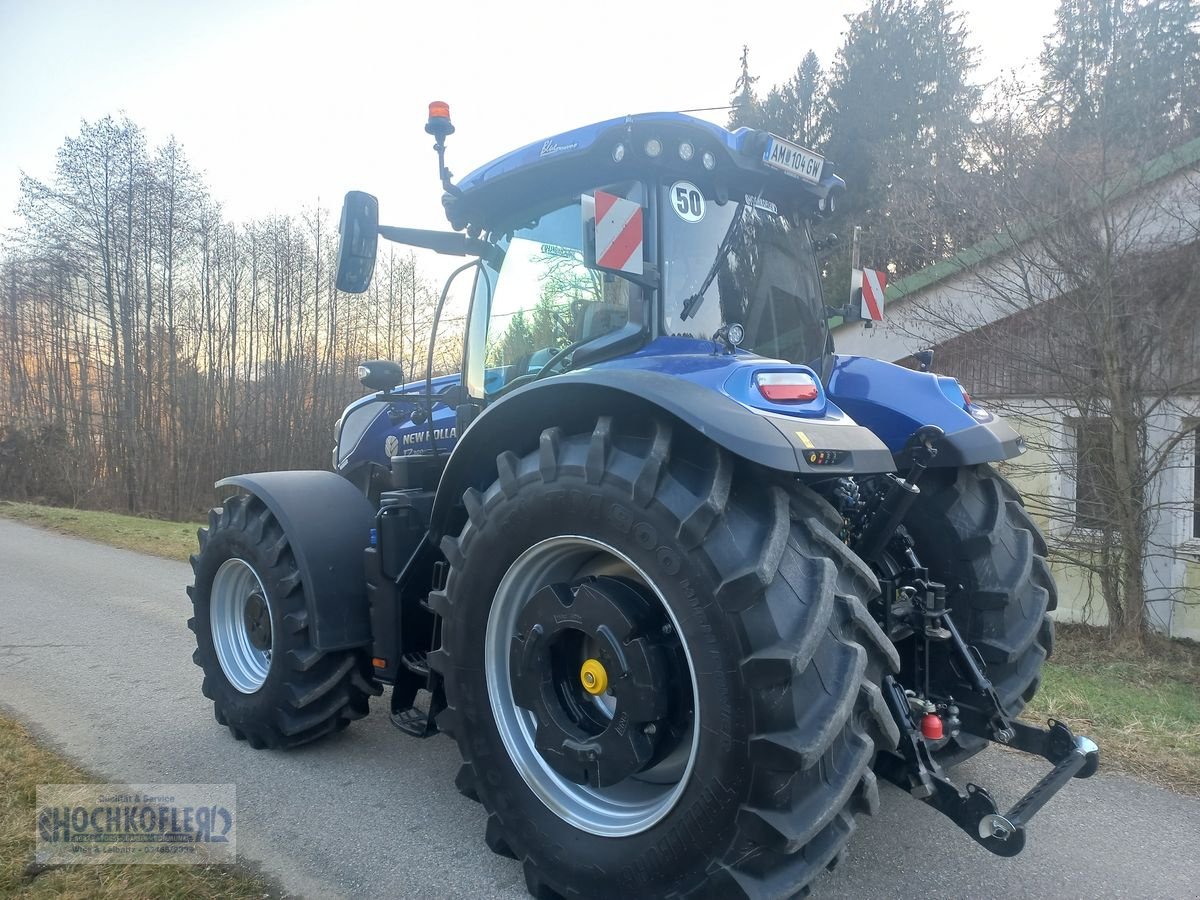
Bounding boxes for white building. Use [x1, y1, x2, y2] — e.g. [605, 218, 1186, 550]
[833, 138, 1200, 639]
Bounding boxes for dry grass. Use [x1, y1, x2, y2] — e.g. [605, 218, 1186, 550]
[0, 714, 275, 899]
[0, 501, 198, 562]
[1024, 623, 1200, 795]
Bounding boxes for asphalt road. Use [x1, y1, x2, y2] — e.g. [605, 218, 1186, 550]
[2, 517, 1198, 899]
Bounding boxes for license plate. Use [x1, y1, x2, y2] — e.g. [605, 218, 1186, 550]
[762, 135, 825, 184]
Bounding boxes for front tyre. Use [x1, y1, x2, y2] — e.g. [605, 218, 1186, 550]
[187, 493, 380, 749]
[431, 417, 900, 899]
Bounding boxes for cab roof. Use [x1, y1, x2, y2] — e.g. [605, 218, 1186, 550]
[442, 112, 844, 233]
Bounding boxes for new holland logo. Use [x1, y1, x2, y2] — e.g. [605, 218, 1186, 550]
[384, 435, 400, 457]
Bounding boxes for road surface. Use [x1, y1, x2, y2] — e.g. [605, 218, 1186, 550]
[1, 517, 1197, 899]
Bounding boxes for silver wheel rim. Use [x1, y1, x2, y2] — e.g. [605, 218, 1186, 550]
[211, 558, 274, 693]
[484, 535, 699, 837]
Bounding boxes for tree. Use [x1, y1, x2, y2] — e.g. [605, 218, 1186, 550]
[758, 51, 828, 148]
[891, 80, 1200, 643]
[728, 45, 762, 129]
[0, 115, 441, 518]
[823, 0, 982, 275]
[1040, 0, 1200, 155]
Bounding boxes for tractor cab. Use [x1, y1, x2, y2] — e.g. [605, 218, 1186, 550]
[443, 110, 845, 395]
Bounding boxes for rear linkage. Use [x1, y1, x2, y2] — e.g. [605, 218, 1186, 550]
[845, 427, 1100, 857]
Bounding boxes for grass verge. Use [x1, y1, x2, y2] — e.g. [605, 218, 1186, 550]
[0, 714, 274, 899]
[3, 501, 1198, 794]
[0, 501, 198, 562]
[1024, 623, 1200, 795]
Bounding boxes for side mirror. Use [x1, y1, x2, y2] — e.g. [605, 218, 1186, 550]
[336, 191, 379, 294]
[358, 359, 404, 391]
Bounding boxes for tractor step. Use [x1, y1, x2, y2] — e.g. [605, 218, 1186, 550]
[388, 655, 444, 739]
[389, 702, 438, 738]
[401, 651, 430, 677]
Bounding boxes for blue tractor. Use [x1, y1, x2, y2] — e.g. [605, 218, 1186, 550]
[188, 104, 1098, 898]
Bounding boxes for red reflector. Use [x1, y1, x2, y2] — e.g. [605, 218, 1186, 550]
[921, 712, 944, 741]
[760, 382, 819, 402]
[756, 373, 819, 403]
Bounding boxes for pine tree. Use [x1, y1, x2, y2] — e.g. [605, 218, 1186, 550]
[823, 0, 981, 274]
[758, 51, 827, 147]
[1041, 0, 1200, 155]
[728, 45, 762, 128]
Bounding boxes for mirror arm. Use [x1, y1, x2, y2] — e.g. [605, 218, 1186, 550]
[377, 225, 502, 267]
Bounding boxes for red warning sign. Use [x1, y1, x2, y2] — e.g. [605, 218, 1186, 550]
[594, 190, 643, 275]
[861, 268, 886, 321]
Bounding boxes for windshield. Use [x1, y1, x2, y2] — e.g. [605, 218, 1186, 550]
[661, 184, 827, 366]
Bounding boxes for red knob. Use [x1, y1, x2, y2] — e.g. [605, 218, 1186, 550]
[921, 712, 944, 741]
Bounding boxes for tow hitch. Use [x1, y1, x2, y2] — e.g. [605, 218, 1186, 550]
[877, 673, 1099, 856]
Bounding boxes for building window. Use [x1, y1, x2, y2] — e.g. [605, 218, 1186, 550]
[1070, 417, 1115, 531]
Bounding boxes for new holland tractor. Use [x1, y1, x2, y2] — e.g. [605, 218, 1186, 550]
[187, 104, 1099, 899]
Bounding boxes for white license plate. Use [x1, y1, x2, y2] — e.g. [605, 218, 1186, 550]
[762, 135, 825, 184]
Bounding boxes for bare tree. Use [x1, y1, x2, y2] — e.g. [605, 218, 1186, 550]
[0, 116, 443, 519]
[883, 81, 1200, 643]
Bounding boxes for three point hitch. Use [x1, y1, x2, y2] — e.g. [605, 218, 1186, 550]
[877, 672, 1099, 857]
[856, 424, 1100, 857]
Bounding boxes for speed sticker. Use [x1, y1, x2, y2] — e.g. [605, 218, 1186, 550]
[669, 181, 705, 223]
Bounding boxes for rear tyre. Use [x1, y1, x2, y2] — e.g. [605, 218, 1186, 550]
[187, 493, 380, 749]
[431, 417, 900, 899]
[902, 464, 1057, 764]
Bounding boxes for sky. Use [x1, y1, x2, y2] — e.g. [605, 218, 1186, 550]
[0, 0, 1057, 240]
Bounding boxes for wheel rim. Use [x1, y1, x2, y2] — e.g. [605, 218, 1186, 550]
[485, 535, 699, 837]
[211, 558, 274, 693]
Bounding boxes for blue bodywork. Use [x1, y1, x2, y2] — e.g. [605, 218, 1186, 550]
[337, 339, 995, 473]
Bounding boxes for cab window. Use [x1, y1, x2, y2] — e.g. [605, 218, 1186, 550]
[467, 183, 644, 398]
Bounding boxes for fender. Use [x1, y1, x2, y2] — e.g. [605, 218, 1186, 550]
[216, 471, 375, 651]
[826, 355, 1026, 466]
[429, 368, 895, 541]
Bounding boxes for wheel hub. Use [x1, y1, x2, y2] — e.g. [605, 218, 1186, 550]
[509, 576, 671, 788]
[579, 658, 608, 695]
[243, 591, 272, 651]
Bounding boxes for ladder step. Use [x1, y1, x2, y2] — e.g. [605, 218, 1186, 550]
[401, 651, 430, 677]
[389, 705, 437, 738]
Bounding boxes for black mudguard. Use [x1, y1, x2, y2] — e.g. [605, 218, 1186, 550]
[216, 471, 375, 651]
[429, 369, 895, 541]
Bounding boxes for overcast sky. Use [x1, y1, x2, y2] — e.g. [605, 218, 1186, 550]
[0, 0, 1056, 237]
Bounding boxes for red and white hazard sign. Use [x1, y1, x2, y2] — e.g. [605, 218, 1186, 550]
[593, 190, 643, 275]
[860, 267, 886, 321]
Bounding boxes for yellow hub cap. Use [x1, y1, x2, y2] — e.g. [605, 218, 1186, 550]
[580, 658, 608, 696]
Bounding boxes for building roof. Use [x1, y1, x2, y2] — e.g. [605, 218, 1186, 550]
[885, 134, 1200, 303]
